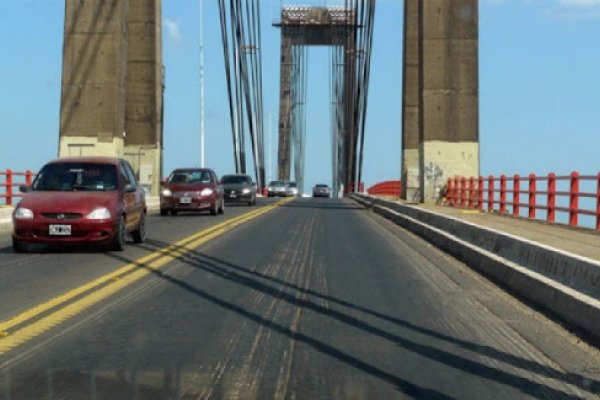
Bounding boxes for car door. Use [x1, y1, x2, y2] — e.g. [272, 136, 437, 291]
[123, 161, 144, 222]
[119, 161, 138, 230]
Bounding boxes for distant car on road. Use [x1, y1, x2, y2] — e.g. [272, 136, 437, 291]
[313, 184, 331, 198]
[160, 168, 224, 216]
[221, 174, 256, 206]
[267, 180, 289, 197]
[286, 181, 299, 197]
[12, 157, 146, 252]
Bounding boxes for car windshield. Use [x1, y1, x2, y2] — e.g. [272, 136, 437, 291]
[269, 181, 284, 186]
[169, 170, 212, 184]
[222, 175, 248, 184]
[32, 163, 118, 192]
[316, 184, 328, 188]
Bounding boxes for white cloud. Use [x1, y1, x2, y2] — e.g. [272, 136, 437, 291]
[164, 18, 182, 45]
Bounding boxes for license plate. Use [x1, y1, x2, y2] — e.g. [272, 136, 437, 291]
[180, 197, 192, 204]
[230, 193, 237, 198]
[49, 225, 72, 236]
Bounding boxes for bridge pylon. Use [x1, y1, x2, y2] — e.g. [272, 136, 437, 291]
[58, 0, 163, 196]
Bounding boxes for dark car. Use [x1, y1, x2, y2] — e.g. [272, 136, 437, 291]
[267, 180, 289, 197]
[160, 168, 224, 216]
[12, 157, 146, 252]
[221, 174, 256, 206]
[313, 184, 331, 198]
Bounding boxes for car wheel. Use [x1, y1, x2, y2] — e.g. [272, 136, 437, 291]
[210, 201, 218, 216]
[111, 215, 126, 251]
[160, 208, 168, 216]
[218, 199, 225, 214]
[12, 239, 28, 253]
[170, 210, 178, 216]
[132, 212, 146, 244]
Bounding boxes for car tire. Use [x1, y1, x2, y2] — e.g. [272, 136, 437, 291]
[210, 201, 218, 216]
[111, 215, 126, 251]
[132, 212, 146, 244]
[218, 199, 225, 214]
[12, 239, 28, 253]
[160, 208, 168, 216]
[170, 210, 178, 216]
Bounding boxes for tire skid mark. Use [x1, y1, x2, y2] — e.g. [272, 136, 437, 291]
[274, 209, 319, 400]
[230, 213, 315, 399]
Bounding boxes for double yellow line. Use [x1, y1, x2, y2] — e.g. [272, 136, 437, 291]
[0, 198, 293, 356]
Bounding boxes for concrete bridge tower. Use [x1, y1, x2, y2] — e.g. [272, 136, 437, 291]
[402, 0, 479, 203]
[58, 0, 163, 196]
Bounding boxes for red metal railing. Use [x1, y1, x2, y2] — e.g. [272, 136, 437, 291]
[367, 180, 402, 197]
[446, 172, 600, 230]
[0, 170, 35, 206]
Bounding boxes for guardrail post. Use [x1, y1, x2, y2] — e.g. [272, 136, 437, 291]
[488, 176, 494, 212]
[478, 176, 484, 210]
[513, 174, 520, 217]
[454, 176, 460, 207]
[596, 173, 600, 231]
[468, 177, 475, 209]
[547, 173, 556, 223]
[529, 173, 536, 219]
[25, 170, 33, 186]
[569, 171, 579, 227]
[500, 175, 507, 214]
[5, 169, 13, 206]
[460, 177, 467, 208]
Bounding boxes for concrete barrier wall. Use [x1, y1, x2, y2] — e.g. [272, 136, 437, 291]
[351, 194, 600, 343]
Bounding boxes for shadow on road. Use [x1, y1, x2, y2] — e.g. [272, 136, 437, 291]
[102, 239, 598, 399]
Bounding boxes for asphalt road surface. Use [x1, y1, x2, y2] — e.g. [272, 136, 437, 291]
[0, 198, 598, 399]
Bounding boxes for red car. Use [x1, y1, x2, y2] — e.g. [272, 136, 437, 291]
[12, 157, 146, 252]
[160, 168, 225, 216]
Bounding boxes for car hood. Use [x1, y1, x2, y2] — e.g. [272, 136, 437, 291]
[19, 191, 117, 214]
[163, 183, 214, 192]
[222, 183, 249, 191]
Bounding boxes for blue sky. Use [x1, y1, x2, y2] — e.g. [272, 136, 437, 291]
[0, 0, 599, 191]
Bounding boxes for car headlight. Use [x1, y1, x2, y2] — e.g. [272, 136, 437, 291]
[86, 207, 112, 220]
[14, 207, 34, 220]
[161, 188, 172, 197]
[242, 188, 251, 194]
[200, 188, 214, 196]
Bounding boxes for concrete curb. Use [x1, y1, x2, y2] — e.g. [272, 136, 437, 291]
[351, 194, 600, 343]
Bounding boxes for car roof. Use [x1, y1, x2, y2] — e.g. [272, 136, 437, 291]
[47, 156, 121, 166]
[171, 168, 214, 172]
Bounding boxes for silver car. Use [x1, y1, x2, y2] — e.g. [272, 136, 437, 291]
[312, 184, 331, 198]
[286, 181, 299, 197]
[267, 180, 289, 197]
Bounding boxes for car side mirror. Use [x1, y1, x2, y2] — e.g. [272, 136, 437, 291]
[124, 183, 136, 193]
[19, 185, 30, 193]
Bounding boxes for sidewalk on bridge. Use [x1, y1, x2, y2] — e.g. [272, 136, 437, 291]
[414, 203, 600, 263]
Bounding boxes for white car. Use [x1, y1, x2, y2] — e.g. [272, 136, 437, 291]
[286, 181, 299, 197]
